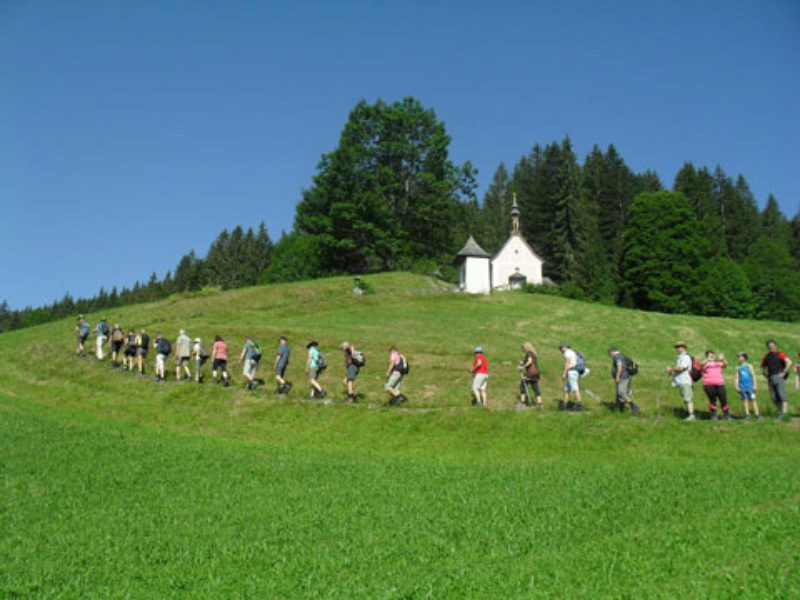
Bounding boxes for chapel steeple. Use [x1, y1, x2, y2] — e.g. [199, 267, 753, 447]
[510, 192, 521, 234]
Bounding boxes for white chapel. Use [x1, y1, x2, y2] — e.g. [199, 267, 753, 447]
[454, 194, 544, 293]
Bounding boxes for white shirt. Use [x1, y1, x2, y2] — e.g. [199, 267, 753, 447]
[563, 348, 578, 369]
[673, 352, 692, 386]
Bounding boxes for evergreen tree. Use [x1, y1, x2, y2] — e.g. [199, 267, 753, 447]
[673, 163, 725, 256]
[760, 194, 789, 243]
[620, 191, 708, 313]
[550, 137, 584, 283]
[724, 174, 761, 260]
[634, 170, 663, 194]
[478, 162, 512, 254]
[789, 209, 800, 265]
[744, 236, 800, 322]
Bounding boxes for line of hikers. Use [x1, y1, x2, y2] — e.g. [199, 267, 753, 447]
[75, 316, 411, 406]
[75, 316, 798, 416]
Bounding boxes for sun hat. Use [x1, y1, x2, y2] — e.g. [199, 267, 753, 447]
[340, 341, 350, 349]
[674, 341, 687, 348]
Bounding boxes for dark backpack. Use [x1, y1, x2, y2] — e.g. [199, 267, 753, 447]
[525, 354, 540, 379]
[352, 350, 366, 368]
[101, 322, 110, 337]
[398, 355, 410, 375]
[625, 356, 639, 376]
[689, 356, 702, 382]
[575, 351, 587, 375]
[160, 339, 172, 356]
[141, 333, 150, 349]
[317, 352, 328, 371]
[252, 342, 263, 361]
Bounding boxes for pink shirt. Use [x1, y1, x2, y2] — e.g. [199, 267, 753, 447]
[702, 361, 725, 386]
[213, 341, 228, 360]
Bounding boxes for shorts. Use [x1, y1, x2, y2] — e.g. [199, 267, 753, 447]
[677, 383, 693, 405]
[616, 378, 632, 404]
[276, 363, 288, 378]
[244, 358, 258, 378]
[738, 389, 756, 401]
[564, 370, 580, 393]
[124, 347, 137, 357]
[111, 340, 123, 353]
[472, 373, 489, 392]
[137, 348, 148, 358]
[177, 357, 191, 367]
[385, 371, 403, 391]
[156, 353, 166, 371]
[308, 367, 319, 380]
[346, 364, 360, 381]
[521, 379, 541, 397]
[213, 359, 227, 372]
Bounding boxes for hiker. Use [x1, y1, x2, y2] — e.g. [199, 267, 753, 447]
[760, 339, 793, 419]
[239, 336, 261, 391]
[735, 352, 760, 421]
[95, 317, 109, 360]
[609, 347, 640, 414]
[175, 329, 192, 381]
[109, 323, 125, 365]
[75, 315, 90, 356]
[305, 341, 327, 400]
[274, 336, 292, 395]
[124, 328, 137, 371]
[559, 343, 583, 412]
[517, 342, 542, 408]
[665, 341, 696, 421]
[136, 329, 149, 375]
[153, 332, 170, 381]
[701, 350, 731, 420]
[385, 347, 408, 406]
[212, 335, 230, 387]
[470, 346, 489, 406]
[192, 337, 209, 383]
[340, 341, 363, 403]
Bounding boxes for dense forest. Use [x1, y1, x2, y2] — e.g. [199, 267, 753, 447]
[2, 97, 799, 333]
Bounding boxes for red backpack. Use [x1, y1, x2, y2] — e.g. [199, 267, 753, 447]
[688, 356, 702, 382]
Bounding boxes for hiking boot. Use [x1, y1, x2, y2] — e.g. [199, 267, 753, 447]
[683, 414, 696, 422]
[558, 401, 567, 412]
[396, 395, 407, 405]
[723, 412, 733, 421]
[574, 403, 584, 413]
[710, 412, 719, 421]
[514, 402, 528, 409]
[318, 389, 327, 399]
[630, 402, 640, 415]
[223, 380, 230, 387]
[284, 382, 293, 393]
[744, 415, 751, 422]
[755, 414, 762, 421]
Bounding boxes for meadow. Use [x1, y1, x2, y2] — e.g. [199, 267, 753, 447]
[2, 273, 799, 598]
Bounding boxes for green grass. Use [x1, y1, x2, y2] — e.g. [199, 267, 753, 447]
[1, 272, 799, 597]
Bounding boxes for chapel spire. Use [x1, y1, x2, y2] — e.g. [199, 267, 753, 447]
[511, 192, 521, 234]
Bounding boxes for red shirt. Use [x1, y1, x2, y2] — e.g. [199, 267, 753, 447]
[472, 353, 488, 375]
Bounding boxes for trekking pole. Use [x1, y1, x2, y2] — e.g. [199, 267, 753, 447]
[654, 373, 667, 420]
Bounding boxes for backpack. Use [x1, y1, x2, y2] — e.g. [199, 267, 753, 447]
[525, 354, 540, 379]
[80, 322, 90, 336]
[352, 350, 366, 368]
[625, 356, 639, 376]
[160, 339, 172, 356]
[252, 342, 263, 361]
[316, 352, 328, 371]
[199, 347, 210, 360]
[397, 355, 410, 375]
[140, 333, 150, 349]
[112, 328, 124, 342]
[101, 322, 110, 337]
[689, 356, 702, 382]
[575, 351, 587, 376]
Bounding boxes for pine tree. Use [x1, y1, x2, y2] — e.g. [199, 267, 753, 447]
[478, 162, 512, 254]
[550, 137, 584, 284]
[673, 163, 725, 256]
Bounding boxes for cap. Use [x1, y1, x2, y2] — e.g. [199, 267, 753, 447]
[474, 346, 483, 353]
[194, 338, 201, 343]
[674, 341, 687, 348]
[180, 329, 185, 335]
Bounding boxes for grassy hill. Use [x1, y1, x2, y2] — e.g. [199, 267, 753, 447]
[2, 273, 799, 597]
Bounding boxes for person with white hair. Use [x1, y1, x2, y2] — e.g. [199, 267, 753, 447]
[175, 329, 192, 381]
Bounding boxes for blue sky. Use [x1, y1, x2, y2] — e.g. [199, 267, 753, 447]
[1, 1, 798, 309]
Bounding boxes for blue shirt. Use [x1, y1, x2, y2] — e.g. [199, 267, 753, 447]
[97, 321, 107, 338]
[308, 347, 319, 369]
[737, 364, 754, 390]
[276, 344, 290, 369]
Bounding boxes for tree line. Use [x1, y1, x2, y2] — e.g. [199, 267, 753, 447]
[2, 96, 799, 333]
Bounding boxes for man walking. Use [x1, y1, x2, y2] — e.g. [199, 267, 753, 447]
[153, 332, 170, 382]
[470, 346, 489, 407]
[274, 336, 292, 395]
[665, 341, 695, 421]
[609, 347, 640, 414]
[175, 329, 192, 381]
[239, 336, 260, 391]
[75, 315, 90, 356]
[761, 339, 793, 419]
[559, 343, 583, 412]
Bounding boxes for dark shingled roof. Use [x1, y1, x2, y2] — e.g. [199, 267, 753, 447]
[455, 235, 490, 259]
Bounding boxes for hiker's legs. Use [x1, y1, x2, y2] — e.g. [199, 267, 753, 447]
[679, 383, 694, 416]
[385, 372, 402, 401]
[96, 337, 104, 360]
